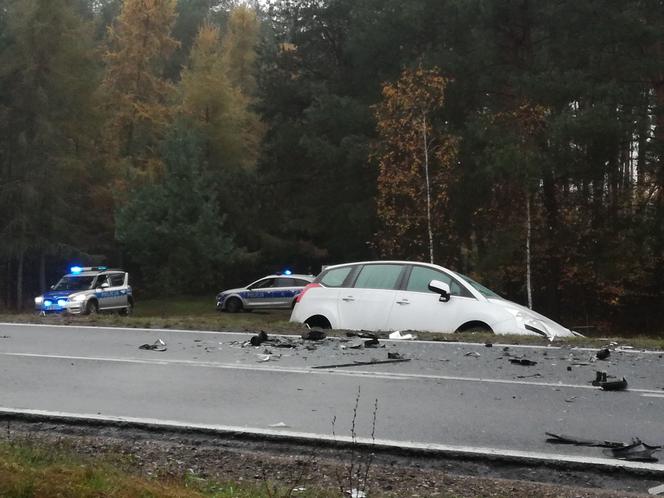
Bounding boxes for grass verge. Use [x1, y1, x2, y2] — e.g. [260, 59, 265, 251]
[0, 438, 336, 498]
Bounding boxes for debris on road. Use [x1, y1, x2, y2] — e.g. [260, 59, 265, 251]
[387, 352, 405, 360]
[388, 331, 415, 340]
[516, 373, 542, 379]
[363, 337, 380, 348]
[509, 358, 537, 366]
[600, 377, 628, 391]
[312, 358, 411, 369]
[545, 432, 629, 448]
[250, 331, 269, 346]
[596, 348, 611, 360]
[591, 371, 628, 390]
[268, 422, 290, 428]
[346, 331, 378, 339]
[603, 439, 661, 462]
[256, 354, 276, 362]
[301, 330, 326, 341]
[138, 339, 167, 352]
[485, 342, 493, 347]
[464, 351, 481, 358]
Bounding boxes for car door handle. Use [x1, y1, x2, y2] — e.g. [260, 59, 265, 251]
[342, 296, 355, 302]
[396, 299, 410, 305]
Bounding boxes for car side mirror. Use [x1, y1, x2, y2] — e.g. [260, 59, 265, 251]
[428, 279, 451, 302]
[50, 285, 55, 290]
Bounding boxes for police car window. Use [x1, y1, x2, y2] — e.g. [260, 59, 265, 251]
[319, 267, 352, 287]
[53, 276, 95, 291]
[294, 279, 310, 287]
[354, 264, 402, 290]
[251, 278, 275, 289]
[406, 266, 469, 297]
[275, 278, 295, 287]
[109, 274, 124, 286]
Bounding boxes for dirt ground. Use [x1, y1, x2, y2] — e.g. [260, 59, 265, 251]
[3, 419, 658, 497]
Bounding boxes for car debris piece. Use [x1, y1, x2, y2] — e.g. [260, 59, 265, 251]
[250, 331, 268, 346]
[648, 483, 664, 495]
[596, 348, 611, 360]
[268, 422, 290, 428]
[256, 354, 273, 362]
[389, 331, 415, 340]
[600, 377, 628, 391]
[464, 351, 481, 358]
[592, 371, 608, 386]
[346, 331, 378, 339]
[364, 337, 380, 348]
[509, 358, 537, 366]
[603, 439, 661, 462]
[545, 432, 626, 448]
[387, 352, 405, 360]
[139, 339, 167, 352]
[485, 342, 493, 347]
[312, 358, 411, 369]
[301, 330, 326, 341]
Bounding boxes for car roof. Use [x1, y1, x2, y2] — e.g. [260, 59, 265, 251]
[64, 269, 125, 278]
[261, 274, 314, 280]
[321, 260, 448, 272]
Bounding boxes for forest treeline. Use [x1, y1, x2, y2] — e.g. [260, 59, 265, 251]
[0, 0, 662, 332]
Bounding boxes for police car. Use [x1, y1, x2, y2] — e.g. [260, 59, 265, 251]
[34, 266, 133, 315]
[216, 272, 314, 312]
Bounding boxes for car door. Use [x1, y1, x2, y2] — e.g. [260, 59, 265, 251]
[94, 275, 115, 310]
[244, 278, 276, 307]
[387, 265, 476, 333]
[107, 273, 127, 308]
[337, 263, 405, 331]
[269, 277, 298, 308]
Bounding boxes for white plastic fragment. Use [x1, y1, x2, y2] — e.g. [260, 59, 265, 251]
[349, 489, 366, 498]
[389, 331, 415, 340]
[269, 422, 290, 428]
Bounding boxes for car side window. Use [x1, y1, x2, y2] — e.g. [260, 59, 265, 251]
[275, 278, 294, 287]
[319, 267, 352, 287]
[406, 266, 470, 297]
[353, 264, 403, 290]
[95, 275, 109, 288]
[109, 274, 124, 286]
[251, 278, 275, 289]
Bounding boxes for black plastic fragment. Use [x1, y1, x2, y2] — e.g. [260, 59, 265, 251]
[509, 358, 537, 366]
[596, 348, 611, 360]
[250, 331, 268, 346]
[301, 330, 326, 341]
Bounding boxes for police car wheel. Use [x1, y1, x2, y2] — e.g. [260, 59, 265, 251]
[225, 297, 242, 313]
[84, 300, 98, 315]
[119, 303, 133, 316]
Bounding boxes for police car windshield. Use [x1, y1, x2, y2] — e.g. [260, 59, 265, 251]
[53, 276, 95, 291]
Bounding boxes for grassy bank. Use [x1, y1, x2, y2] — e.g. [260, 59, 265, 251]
[0, 295, 662, 350]
[0, 439, 335, 498]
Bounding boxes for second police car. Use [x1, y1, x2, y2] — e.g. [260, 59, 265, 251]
[216, 272, 314, 312]
[34, 266, 134, 315]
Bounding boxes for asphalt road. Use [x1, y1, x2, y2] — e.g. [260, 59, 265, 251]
[1, 322, 664, 471]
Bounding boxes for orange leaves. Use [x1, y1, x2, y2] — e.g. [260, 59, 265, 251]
[373, 66, 458, 261]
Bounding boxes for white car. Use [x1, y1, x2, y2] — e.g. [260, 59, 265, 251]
[290, 261, 579, 339]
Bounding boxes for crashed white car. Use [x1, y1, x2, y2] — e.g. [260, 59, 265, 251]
[290, 261, 579, 339]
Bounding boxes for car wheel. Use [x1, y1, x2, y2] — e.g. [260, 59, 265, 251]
[304, 315, 331, 329]
[457, 322, 492, 334]
[84, 300, 98, 316]
[225, 297, 242, 313]
[119, 301, 133, 316]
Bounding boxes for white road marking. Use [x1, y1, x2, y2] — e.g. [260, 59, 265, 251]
[642, 393, 664, 399]
[1, 406, 663, 473]
[2, 351, 663, 394]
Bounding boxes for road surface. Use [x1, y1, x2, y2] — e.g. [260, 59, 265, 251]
[1, 322, 663, 472]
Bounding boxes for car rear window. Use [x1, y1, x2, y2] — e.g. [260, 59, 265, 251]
[353, 264, 402, 290]
[319, 267, 352, 287]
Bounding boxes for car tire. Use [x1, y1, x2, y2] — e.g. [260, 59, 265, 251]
[457, 322, 492, 334]
[225, 297, 242, 313]
[84, 300, 98, 316]
[119, 301, 133, 316]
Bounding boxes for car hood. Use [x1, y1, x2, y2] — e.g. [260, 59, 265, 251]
[217, 287, 246, 297]
[41, 290, 79, 300]
[488, 298, 579, 338]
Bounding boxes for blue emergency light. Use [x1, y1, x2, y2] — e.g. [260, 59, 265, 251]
[70, 266, 82, 274]
[283, 269, 293, 275]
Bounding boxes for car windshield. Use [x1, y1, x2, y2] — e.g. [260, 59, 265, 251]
[52, 276, 95, 291]
[457, 273, 501, 298]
